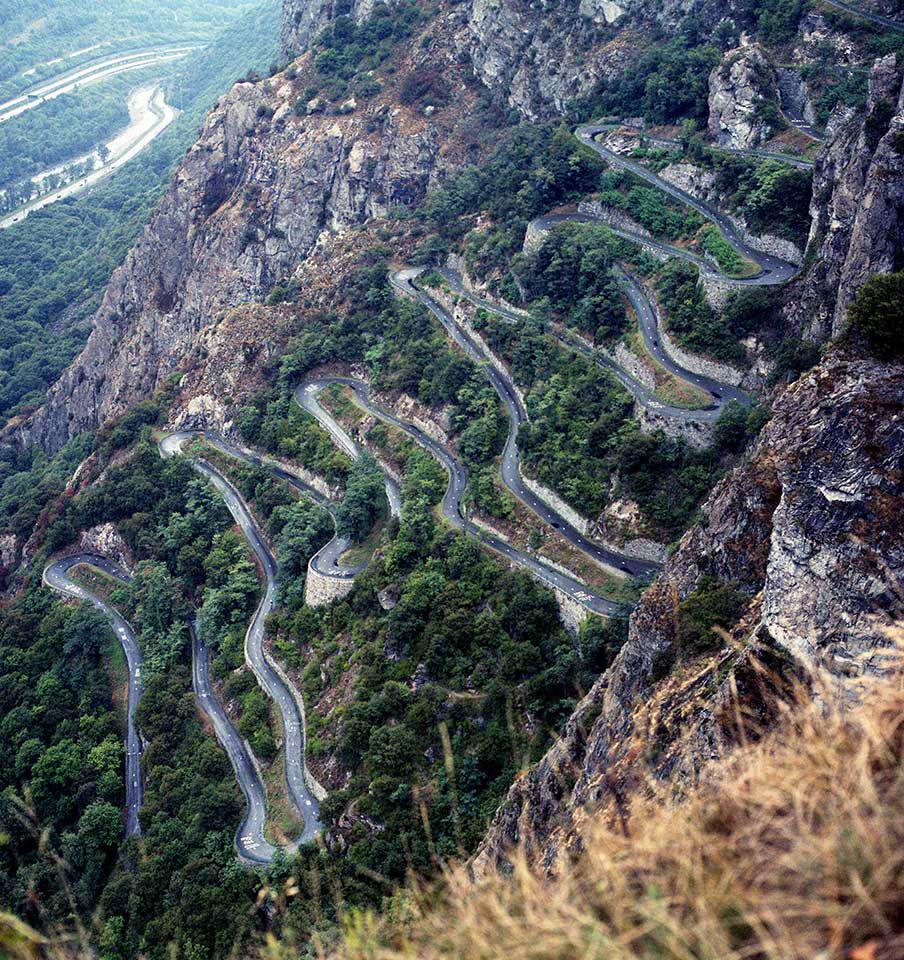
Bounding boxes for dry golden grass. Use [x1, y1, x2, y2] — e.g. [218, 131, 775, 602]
[13, 644, 904, 960]
[324, 644, 904, 960]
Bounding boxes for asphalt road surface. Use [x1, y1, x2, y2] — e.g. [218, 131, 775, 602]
[392, 268, 660, 581]
[191, 618, 296, 864]
[42, 553, 144, 837]
[822, 0, 904, 31]
[436, 265, 749, 425]
[161, 433, 322, 847]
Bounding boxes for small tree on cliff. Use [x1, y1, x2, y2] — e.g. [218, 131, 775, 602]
[846, 272, 904, 361]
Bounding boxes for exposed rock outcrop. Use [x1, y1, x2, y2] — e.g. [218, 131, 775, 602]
[463, 0, 750, 119]
[280, 0, 394, 59]
[474, 348, 904, 873]
[787, 54, 904, 340]
[78, 522, 134, 572]
[708, 44, 777, 149]
[19, 41, 475, 453]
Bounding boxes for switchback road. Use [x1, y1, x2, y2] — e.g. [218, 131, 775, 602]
[297, 376, 628, 615]
[160, 434, 323, 851]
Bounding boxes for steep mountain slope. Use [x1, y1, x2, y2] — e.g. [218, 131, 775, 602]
[18, 12, 479, 451]
[474, 341, 904, 872]
[788, 54, 904, 339]
[13, 0, 903, 456]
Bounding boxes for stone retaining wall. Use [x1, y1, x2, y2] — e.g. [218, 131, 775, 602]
[553, 588, 590, 634]
[304, 560, 354, 607]
[612, 340, 655, 390]
[639, 273, 747, 386]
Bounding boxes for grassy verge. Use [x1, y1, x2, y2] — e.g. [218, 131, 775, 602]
[262, 725, 305, 847]
[69, 564, 128, 730]
[699, 226, 760, 278]
[624, 330, 711, 409]
[340, 519, 387, 566]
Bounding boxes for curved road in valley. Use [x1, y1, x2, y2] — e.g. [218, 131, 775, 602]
[42, 554, 144, 837]
[0, 45, 196, 125]
[1, 84, 179, 231]
[160, 434, 323, 852]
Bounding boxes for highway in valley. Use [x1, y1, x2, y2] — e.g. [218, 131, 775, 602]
[1, 83, 178, 230]
[0, 45, 196, 124]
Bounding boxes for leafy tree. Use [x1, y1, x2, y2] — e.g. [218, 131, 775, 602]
[846, 272, 904, 360]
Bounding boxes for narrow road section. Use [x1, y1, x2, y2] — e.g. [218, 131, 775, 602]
[574, 123, 801, 286]
[392, 268, 660, 583]
[434, 265, 749, 425]
[160, 434, 323, 846]
[42, 554, 144, 837]
[191, 619, 292, 864]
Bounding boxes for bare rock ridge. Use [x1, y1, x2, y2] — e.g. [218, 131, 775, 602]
[708, 44, 777, 148]
[787, 54, 904, 340]
[474, 349, 904, 873]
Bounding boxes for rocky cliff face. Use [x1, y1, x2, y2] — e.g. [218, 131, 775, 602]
[19, 28, 476, 453]
[464, 0, 742, 119]
[786, 55, 904, 341]
[474, 347, 904, 873]
[280, 0, 392, 59]
[708, 44, 777, 148]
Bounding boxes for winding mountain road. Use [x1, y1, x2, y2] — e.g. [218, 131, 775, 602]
[190, 619, 292, 863]
[822, 0, 904, 31]
[380, 117, 810, 586]
[160, 434, 322, 849]
[575, 123, 801, 286]
[42, 554, 144, 837]
[294, 383, 403, 576]
[297, 377, 628, 614]
[434, 265, 749, 425]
